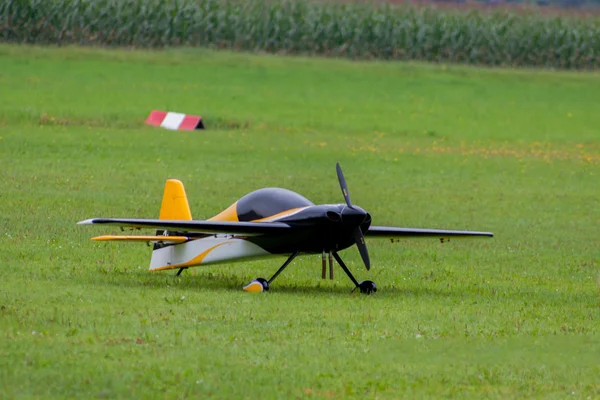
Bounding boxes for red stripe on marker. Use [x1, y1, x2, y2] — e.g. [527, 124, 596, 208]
[145, 111, 168, 127]
[179, 115, 203, 131]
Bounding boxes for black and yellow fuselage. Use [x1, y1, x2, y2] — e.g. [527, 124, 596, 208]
[147, 186, 371, 271]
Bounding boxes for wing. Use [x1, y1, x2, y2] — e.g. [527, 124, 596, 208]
[77, 218, 292, 236]
[366, 226, 493, 239]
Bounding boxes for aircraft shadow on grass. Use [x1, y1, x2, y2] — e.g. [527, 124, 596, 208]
[91, 268, 458, 299]
[79, 163, 493, 295]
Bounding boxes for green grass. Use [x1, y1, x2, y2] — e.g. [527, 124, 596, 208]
[0, 44, 599, 399]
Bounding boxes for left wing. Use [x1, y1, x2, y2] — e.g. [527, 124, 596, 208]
[366, 226, 493, 239]
[78, 218, 292, 236]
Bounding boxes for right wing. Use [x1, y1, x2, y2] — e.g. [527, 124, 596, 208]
[77, 218, 292, 236]
[366, 226, 493, 239]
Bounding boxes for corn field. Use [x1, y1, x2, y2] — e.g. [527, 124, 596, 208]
[2, 0, 599, 69]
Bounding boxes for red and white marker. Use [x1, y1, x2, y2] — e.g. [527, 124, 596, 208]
[145, 110, 204, 131]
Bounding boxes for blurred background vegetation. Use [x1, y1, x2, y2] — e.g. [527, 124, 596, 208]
[2, 0, 599, 69]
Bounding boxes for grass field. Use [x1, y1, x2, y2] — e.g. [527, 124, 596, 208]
[0, 45, 599, 399]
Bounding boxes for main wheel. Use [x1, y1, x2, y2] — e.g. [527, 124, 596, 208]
[243, 278, 269, 293]
[357, 280, 377, 294]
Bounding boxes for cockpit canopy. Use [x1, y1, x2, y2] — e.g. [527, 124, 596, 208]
[236, 188, 314, 221]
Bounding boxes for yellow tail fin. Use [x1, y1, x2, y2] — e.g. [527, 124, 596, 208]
[159, 179, 192, 220]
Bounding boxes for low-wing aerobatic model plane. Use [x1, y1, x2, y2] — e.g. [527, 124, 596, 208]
[78, 164, 493, 294]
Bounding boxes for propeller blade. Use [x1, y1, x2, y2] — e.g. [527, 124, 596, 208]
[353, 227, 371, 271]
[337, 163, 370, 270]
[336, 162, 353, 207]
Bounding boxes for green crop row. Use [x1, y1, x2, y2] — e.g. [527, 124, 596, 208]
[2, 0, 599, 69]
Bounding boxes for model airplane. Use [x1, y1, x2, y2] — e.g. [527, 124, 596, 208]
[78, 163, 493, 294]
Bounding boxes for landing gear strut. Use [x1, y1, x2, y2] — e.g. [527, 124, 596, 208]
[332, 252, 376, 294]
[243, 251, 376, 294]
[243, 251, 300, 292]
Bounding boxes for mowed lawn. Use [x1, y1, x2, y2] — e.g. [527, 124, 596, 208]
[0, 45, 599, 399]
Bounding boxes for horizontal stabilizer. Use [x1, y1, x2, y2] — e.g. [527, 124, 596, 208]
[78, 218, 291, 236]
[366, 226, 493, 239]
[92, 235, 190, 243]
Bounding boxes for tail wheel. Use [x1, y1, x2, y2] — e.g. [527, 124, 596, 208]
[243, 278, 269, 293]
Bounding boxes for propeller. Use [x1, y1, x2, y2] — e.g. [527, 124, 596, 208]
[335, 163, 371, 271]
[336, 163, 353, 207]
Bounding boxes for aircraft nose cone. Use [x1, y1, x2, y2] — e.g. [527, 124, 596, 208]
[341, 206, 368, 227]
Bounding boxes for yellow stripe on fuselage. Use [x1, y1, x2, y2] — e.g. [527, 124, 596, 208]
[209, 202, 307, 223]
[208, 202, 239, 222]
[251, 207, 308, 222]
[151, 242, 230, 271]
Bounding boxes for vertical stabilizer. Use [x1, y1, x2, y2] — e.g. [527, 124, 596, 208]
[159, 179, 192, 220]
